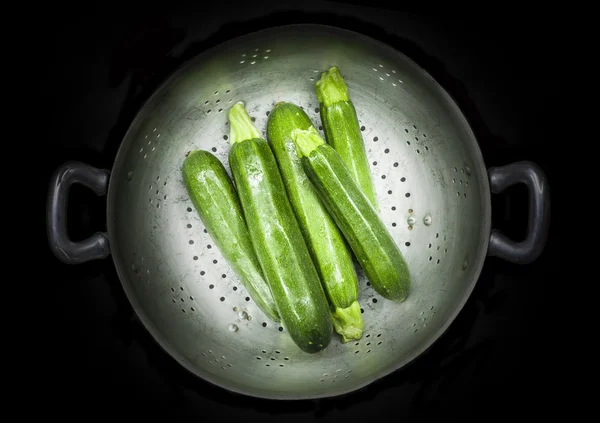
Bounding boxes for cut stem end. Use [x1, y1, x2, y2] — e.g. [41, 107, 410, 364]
[229, 102, 261, 144]
[331, 301, 364, 343]
[316, 66, 350, 106]
[290, 126, 325, 158]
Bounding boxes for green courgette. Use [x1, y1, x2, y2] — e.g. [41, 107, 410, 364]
[182, 150, 280, 322]
[316, 66, 378, 211]
[291, 126, 411, 302]
[267, 102, 363, 343]
[228, 102, 333, 353]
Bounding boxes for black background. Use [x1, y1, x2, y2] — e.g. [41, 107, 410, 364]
[37, 1, 566, 419]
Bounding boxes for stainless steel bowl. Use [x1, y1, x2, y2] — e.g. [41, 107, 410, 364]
[46, 24, 550, 400]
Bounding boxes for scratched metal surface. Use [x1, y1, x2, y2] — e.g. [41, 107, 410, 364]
[106, 24, 491, 399]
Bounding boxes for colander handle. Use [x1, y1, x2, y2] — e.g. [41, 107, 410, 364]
[487, 161, 550, 264]
[47, 161, 111, 265]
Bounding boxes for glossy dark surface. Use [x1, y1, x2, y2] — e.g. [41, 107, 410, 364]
[47, 161, 111, 264]
[488, 161, 550, 264]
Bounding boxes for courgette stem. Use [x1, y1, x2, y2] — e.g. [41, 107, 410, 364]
[331, 301, 363, 344]
[291, 126, 324, 158]
[316, 66, 349, 106]
[229, 102, 261, 144]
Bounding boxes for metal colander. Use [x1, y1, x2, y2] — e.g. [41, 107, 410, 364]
[46, 24, 550, 400]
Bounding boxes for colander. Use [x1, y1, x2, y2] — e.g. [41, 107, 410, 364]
[46, 24, 550, 400]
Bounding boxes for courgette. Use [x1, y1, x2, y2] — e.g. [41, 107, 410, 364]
[228, 102, 333, 353]
[267, 102, 363, 343]
[182, 150, 280, 322]
[291, 126, 411, 302]
[316, 66, 378, 210]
